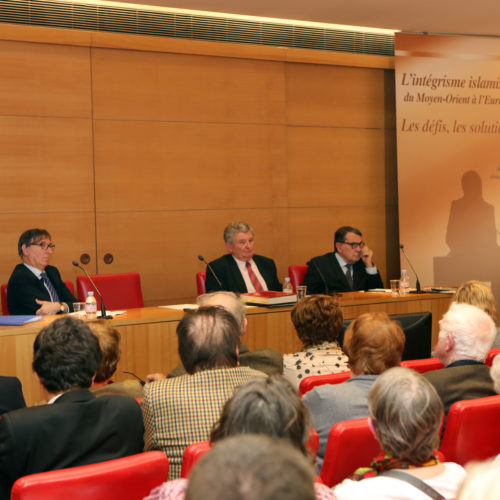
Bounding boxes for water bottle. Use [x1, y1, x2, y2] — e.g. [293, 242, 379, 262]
[85, 291, 97, 320]
[283, 277, 293, 294]
[400, 269, 410, 296]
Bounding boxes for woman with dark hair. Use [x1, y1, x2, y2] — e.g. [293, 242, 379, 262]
[283, 295, 349, 390]
[144, 376, 335, 500]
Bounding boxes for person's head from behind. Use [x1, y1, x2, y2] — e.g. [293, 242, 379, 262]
[368, 367, 443, 464]
[88, 320, 121, 384]
[210, 375, 311, 458]
[457, 460, 500, 500]
[197, 291, 246, 336]
[435, 302, 496, 365]
[177, 306, 240, 374]
[223, 221, 255, 262]
[185, 435, 316, 500]
[33, 316, 102, 395]
[454, 280, 498, 324]
[343, 312, 405, 375]
[291, 294, 343, 347]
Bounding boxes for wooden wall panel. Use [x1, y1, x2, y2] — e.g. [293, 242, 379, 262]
[91, 49, 286, 123]
[0, 40, 91, 117]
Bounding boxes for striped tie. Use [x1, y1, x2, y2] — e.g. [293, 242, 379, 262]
[40, 272, 60, 302]
[246, 262, 264, 293]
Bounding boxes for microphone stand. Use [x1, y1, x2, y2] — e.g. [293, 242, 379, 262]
[198, 255, 223, 290]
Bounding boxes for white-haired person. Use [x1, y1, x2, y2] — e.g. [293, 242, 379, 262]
[334, 367, 465, 500]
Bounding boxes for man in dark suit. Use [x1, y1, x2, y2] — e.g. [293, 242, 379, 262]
[7, 228, 77, 315]
[0, 377, 26, 415]
[0, 316, 144, 499]
[205, 221, 282, 293]
[303, 225, 383, 294]
[423, 302, 497, 424]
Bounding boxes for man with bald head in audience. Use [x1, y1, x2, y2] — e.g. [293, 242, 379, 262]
[423, 302, 497, 422]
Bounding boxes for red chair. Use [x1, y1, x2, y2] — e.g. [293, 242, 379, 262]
[439, 395, 500, 466]
[196, 272, 206, 295]
[288, 265, 308, 293]
[1, 281, 74, 316]
[76, 273, 144, 310]
[400, 357, 444, 373]
[486, 348, 500, 367]
[10, 451, 169, 500]
[320, 417, 382, 487]
[299, 371, 351, 397]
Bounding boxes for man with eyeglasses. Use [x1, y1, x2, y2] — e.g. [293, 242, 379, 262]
[302, 226, 384, 294]
[7, 228, 77, 315]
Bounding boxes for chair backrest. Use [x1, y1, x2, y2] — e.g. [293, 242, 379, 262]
[288, 265, 308, 293]
[320, 417, 382, 488]
[400, 357, 444, 374]
[486, 348, 500, 367]
[439, 395, 500, 466]
[76, 273, 144, 310]
[196, 272, 206, 296]
[1, 281, 74, 316]
[299, 371, 351, 397]
[10, 451, 169, 500]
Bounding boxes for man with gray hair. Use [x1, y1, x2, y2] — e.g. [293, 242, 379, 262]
[205, 221, 282, 293]
[423, 302, 497, 421]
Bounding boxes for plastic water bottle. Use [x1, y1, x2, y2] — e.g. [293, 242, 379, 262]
[283, 277, 293, 294]
[400, 269, 410, 296]
[85, 291, 97, 320]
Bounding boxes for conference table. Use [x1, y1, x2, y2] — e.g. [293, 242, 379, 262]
[0, 291, 453, 405]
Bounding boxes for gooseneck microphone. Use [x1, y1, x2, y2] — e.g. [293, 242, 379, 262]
[310, 258, 330, 295]
[198, 255, 223, 290]
[399, 245, 421, 293]
[72, 261, 112, 319]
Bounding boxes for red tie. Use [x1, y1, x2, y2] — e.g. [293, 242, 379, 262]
[246, 262, 264, 292]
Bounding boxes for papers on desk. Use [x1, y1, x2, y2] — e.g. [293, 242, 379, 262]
[0, 315, 42, 326]
[367, 288, 392, 293]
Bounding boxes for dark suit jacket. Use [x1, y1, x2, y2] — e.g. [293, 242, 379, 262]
[7, 263, 77, 315]
[0, 389, 144, 500]
[302, 252, 384, 294]
[205, 254, 282, 293]
[0, 377, 26, 415]
[423, 361, 496, 422]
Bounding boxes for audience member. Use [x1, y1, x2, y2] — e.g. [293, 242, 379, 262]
[142, 306, 265, 479]
[457, 460, 500, 500]
[163, 292, 282, 378]
[205, 221, 282, 293]
[0, 376, 26, 415]
[0, 316, 144, 499]
[334, 367, 465, 500]
[454, 279, 500, 348]
[491, 354, 500, 393]
[283, 295, 349, 390]
[303, 312, 405, 471]
[423, 302, 496, 422]
[303, 226, 383, 293]
[7, 228, 77, 315]
[144, 376, 334, 500]
[88, 320, 143, 399]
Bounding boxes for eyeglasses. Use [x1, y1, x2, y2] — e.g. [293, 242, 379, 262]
[30, 242, 56, 251]
[341, 241, 364, 249]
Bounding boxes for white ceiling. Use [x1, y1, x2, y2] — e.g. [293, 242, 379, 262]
[112, 0, 500, 37]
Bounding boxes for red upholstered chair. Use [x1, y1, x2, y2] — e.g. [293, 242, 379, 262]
[299, 371, 351, 397]
[439, 395, 500, 465]
[76, 272, 144, 310]
[320, 417, 382, 488]
[1, 281, 74, 316]
[288, 265, 308, 293]
[486, 348, 500, 367]
[196, 272, 206, 296]
[400, 357, 444, 374]
[10, 451, 169, 500]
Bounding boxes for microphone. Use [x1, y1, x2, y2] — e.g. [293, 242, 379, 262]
[198, 255, 223, 290]
[310, 259, 330, 295]
[72, 261, 112, 319]
[399, 245, 421, 293]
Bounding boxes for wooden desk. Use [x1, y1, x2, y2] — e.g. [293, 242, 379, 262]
[0, 292, 452, 405]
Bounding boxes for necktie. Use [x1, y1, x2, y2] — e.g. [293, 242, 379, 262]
[40, 272, 60, 302]
[246, 262, 264, 293]
[345, 264, 354, 290]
